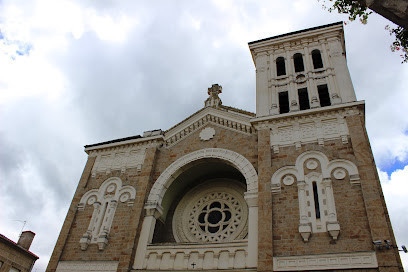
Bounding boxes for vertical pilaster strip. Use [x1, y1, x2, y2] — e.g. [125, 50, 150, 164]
[46, 156, 96, 272]
[346, 113, 403, 272]
[121, 146, 159, 272]
[255, 52, 270, 117]
[244, 192, 258, 268]
[257, 127, 274, 271]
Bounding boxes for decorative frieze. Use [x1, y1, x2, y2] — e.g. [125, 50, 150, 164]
[90, 147, 146, 177]
[269, 111, 349, 153]
[273, 251, 378, 271]
[56, 261, 118, 272]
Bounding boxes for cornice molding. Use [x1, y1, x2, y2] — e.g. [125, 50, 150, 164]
[164, 107, 254, 148]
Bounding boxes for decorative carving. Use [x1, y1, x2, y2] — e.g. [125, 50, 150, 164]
[78, 177, 136, 250]
[269, 110, 351, 152]
[165, 110, 253, 148]
[199, 127, 216, 141]
[273, 251, 378, 271]
[282, 175, 295, 186]
[173, 180, 248, 243]
[271, 151, 360, 241]
[56, 261, 119, 272]
[333, 168, 346, 179]
[91, 148, 146, 177]
[305, 159, 318, 170]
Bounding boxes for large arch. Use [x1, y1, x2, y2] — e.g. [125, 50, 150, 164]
[147, 148, 258, 206]
[134, 148, 259, 269]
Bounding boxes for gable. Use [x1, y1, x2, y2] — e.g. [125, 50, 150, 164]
[163, 106, 255, 148]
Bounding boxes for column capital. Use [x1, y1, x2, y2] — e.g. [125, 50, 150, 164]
[244, 192, 258, 207]
[144, 201, 163, 218]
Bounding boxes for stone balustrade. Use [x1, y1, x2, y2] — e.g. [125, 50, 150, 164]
[142, 241, 248, 270]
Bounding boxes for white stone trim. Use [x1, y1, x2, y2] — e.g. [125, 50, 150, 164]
[273, 251, 378, 271]
[268, 113, 350, 153]
[85, 135, 163, 153]
[56, 261, 119, 272]
[271, 151, 360, 241]
[147, 148, 258, 205]
[78, 177, 136, 250]
[143, 241, 249, 270]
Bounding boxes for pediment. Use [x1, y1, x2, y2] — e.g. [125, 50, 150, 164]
[163, 106, 255, 148]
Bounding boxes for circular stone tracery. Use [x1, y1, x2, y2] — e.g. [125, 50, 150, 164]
[173, 179, 248, 243]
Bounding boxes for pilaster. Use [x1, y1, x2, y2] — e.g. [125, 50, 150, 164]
[257, 126, 274, 271]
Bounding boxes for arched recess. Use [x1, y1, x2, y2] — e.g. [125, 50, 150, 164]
[134, 148, 259, 269]
[148, 148, 258, 206]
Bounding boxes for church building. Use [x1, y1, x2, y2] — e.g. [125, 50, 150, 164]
[46, 22, 404, 272]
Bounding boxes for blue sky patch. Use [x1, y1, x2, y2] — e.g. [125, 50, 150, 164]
[381, 159, 408, 175]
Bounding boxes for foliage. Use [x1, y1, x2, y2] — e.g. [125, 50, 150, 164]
[320, 0, 408, 63]
[386, 26, 408, 63]
[326, 0, 372, 24]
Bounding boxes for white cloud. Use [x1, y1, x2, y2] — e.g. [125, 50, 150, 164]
[379, 167, 408, 268]
[0, 0, 407, 271]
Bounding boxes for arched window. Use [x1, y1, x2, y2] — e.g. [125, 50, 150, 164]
[312, 181, 321, 219]
[276, 57, 286, 76]
[312, 49, 324, 69]
[293, 53, 304, 72]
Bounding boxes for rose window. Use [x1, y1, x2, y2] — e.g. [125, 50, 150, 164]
[173, 179, 248, 243]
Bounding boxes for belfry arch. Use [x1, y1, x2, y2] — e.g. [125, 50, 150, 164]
[134, 148, 259, 269]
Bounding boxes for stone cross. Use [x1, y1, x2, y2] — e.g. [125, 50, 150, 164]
[205, 84, 222, 108]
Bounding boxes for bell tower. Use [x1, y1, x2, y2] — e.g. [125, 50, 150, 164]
[249, 22, 356, 117]
[249, 22, 404, 272]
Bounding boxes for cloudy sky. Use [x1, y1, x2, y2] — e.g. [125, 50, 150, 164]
[0, 0, 407, 270]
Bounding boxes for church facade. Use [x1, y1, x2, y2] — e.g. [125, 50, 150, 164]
[46, 22, 404, 272]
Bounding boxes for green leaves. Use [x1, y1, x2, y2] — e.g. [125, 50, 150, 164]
[320, 0, 407, 63]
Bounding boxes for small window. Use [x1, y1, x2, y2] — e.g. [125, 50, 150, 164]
[317, 84, 331, 107]
[276, 57, 286, 76]
[298, 88, 310, 110]
[312, 182, 321, 219]
[312, 49, 323, 69]
[293, 53, 304, 72]
[278, 91, 289, 114]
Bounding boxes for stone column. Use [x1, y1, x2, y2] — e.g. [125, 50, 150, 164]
[133, 203, 163, 269]
[244, 192, 258, 268]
